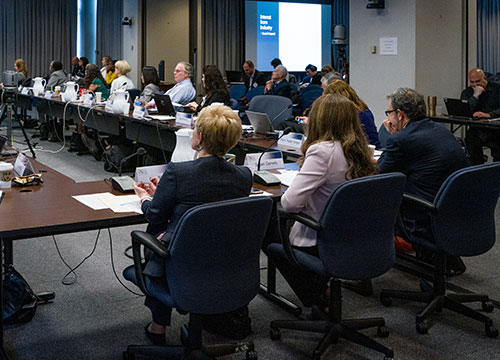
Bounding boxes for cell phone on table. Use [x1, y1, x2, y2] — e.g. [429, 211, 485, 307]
[251, 188, 264, 195]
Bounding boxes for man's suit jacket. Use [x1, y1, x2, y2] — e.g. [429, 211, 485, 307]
[244, 70, 267, 92]
[378, 118, 469, 241]
[141, 156, 253, 277]
[265, 80, 292, 99]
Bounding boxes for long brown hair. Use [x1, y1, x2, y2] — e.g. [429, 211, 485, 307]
[15, 59, 28, 77]
[324, 80, 369, 112]
[300, 94, 375, 179]
[84, 64, 106, 89]
[202, 65, 229, 99]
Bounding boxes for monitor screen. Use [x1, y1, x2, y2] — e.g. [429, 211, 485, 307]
[245, 1, 332, 72]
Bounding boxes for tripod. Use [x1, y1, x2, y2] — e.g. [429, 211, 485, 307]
[0, 88, 36, 158]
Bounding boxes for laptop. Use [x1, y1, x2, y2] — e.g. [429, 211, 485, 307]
[444, 98, 472, 118]
[246, 111, 274, 134]
[226, 70, 243, 83]
[153, 94, 175, 115]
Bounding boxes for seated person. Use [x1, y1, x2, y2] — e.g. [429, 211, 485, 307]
[263, 65, 292, 99]
[71, 56, 82, 77]
[187, 65, 230, 113]
[269, 94, 376, 308]
[299, 64, 322, 89]
[320, 71, 342, 90]
[46, 60, 67, 90]
[137, 66, 160, 104]
[242, 60, 267, 92]
[132, 105, 252, 345]
[85, 64, 109, 100]
[378, 88, 470, 275]
[324, 80, 380, 148]
[76, 57, 88, 80]
[460, 68, 500, 164]
[109, 60, 135, 98]
[321, 65, 334, 75]
[100, 56, 117, 86]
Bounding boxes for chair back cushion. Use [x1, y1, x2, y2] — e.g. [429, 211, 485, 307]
[229, 84, 246, 100]
[432, 163, 500, 256]
[299, 84, 323, 110]
[248, 95, 292, 127]
[318, 173, 406, 280]
[166, 196, 273, 314]
[245, 86, 264, 102]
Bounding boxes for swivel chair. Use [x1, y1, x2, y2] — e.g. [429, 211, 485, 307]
[244, 86, 264, 103]
[380, 163, 500, 337]
[123, 196, 273, 359]
[268, 173, 406, 360]
[126, 88, 141, 103]
[248, 95, 292, 128]
[229, 84, 246, 100]
[299, 84, 323, 112]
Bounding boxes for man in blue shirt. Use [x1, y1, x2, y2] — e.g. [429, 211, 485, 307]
[165, 62, 196, 108]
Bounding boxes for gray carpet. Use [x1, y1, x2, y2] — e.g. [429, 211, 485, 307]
[2, 123, 500, 360]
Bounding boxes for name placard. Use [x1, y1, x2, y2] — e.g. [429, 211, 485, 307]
[44, 91, 53, 99]
[13, 153, 35, 177]
[21, 87, 32, 95]
[132, 105, 147, 119]
[278, 132, 305, 154]
[244, 151, 284, 171]
[175, 112, 193, 127]
[105, 100, 114, 112]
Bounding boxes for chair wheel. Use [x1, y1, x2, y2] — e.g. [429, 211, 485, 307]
[270, 327, 281, 340]
[380, 294, 392, 307]
[246, 350, 258, 360]
[416, 321, 428, 334]
[482, 301, 495, 313]
[377, 325, 389, 338]
[485, 325, 499, 338]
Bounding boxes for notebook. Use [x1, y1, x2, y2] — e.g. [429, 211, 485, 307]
[444, 98, 472, 118]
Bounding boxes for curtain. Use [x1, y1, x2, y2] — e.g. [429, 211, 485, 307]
[332, 0, 349, 74]
[477, 0, 500, 74]
[202, 0, 245, 72]
[0, 0, 77, 79]
[96, 0, 123, 63]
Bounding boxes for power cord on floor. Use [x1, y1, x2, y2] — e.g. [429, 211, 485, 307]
[52, 229, 101, 285]
[107, 228, 144, 297]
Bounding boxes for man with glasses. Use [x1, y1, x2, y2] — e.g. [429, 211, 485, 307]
[165, 62, 196, 106]
[378, 88, 470, 276]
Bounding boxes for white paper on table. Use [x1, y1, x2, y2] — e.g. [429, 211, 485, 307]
[171, 128, 196, 162]
[249, 190, 273, 197]
[98, 194, 143, 214]
[374, 149, 383, 160]
[148, 115, 175, 121]
[275, 169, 298, 187]
[72, 192, 116, 210]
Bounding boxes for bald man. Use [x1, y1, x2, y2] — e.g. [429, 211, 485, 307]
[460, 68, 500, 164]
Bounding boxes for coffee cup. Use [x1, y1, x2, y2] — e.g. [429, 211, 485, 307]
[368, 144, 376, 157]
[223, 153, 236, 164]
[0, 162, 13, 189]
[95, 92, 102, 103]
[54, 86, 61, 95]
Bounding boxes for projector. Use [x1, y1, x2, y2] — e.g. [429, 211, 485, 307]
[367, 0, 385, 9]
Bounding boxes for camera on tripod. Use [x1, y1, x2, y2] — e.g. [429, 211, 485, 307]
[2, 70, 21, 103]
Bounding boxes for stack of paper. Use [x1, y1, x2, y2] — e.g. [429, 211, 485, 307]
[72, 192, 143, 214]
[275, 169, 298, 187]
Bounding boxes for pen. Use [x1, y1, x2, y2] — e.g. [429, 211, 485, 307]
[0, 192, 5, 205]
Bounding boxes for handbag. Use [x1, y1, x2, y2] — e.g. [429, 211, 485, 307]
[3, 265, 38, 324]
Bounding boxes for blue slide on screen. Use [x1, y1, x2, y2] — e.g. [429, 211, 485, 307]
[246, 1, 332, 72]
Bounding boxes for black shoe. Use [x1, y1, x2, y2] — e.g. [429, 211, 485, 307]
[68, 132, 80, 152]
[446, 256, 466, 277]
[144, 323, 166, 346]
[341, 279, 374, 297]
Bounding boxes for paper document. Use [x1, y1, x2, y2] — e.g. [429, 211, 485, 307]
[148, 115, 175, 121]
[72, 192, 116, 210]
[275, 169, 298, 187]
[374, 149, 383, 160]
[98, 194, 143, 214]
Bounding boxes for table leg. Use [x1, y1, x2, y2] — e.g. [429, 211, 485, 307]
[0, 238, 11, 359]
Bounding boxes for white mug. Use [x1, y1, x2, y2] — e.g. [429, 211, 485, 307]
[95, 92, 102, 103]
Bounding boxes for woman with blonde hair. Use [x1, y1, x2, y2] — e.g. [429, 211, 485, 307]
[269, 94, 376, 308]
[324, 80, 380, 148]
[132, 105, 252, 344]
[109, 59, 135, 96]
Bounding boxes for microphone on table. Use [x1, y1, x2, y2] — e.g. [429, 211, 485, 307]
[254, 127, 292, 186]
[111, 147, 147, 193]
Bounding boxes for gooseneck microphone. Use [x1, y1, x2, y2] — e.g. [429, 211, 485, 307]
[118, 147, 147, 176]
[257, 127, 292, 171]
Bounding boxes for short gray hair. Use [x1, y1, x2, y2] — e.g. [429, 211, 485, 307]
[387, 88, 426, 121]
[178, 61, 193, 78]
[275, 65, 287, 80]
[321, 71, 342, 86]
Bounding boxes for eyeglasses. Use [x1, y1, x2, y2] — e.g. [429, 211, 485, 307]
[385, 109, 398, 117]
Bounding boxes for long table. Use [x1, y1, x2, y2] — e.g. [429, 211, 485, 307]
[431, 115, 500, 133]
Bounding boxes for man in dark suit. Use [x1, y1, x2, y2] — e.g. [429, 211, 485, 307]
[242, 60, 267, 92]
[378, 88, 470, 275]
[460, 68, 500, 164]
[300, 64, 322, 89]
[264, 65, 292, 99]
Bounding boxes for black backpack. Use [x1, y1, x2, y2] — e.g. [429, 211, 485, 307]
[3, 265, 37, 324]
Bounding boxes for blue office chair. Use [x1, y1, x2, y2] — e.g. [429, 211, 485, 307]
[299, 84, 323, 111]
[126, 88, 141, 103]
[123, 196, 273, 360]
[380, 163, 500, 338]
[248, 95, 292, 128]
[268, 173, 406, 360]
[229, 84, 246, 100]
[229, 98, 239, 110]
[245, 86, 264, 103]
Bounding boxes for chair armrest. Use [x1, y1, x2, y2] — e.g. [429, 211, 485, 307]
[130, 230, 170, 297]
[276, 203, 321, 271]
[402, 193, 436, 212]
[277, 204, 322, 231]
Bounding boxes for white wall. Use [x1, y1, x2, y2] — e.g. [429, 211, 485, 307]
[350, 1, 417, 127]
[122, 0, 142, 87]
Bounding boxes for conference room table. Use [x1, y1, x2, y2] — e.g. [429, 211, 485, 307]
[0, 154, 286, 359]
[431, 115, 500, 132]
